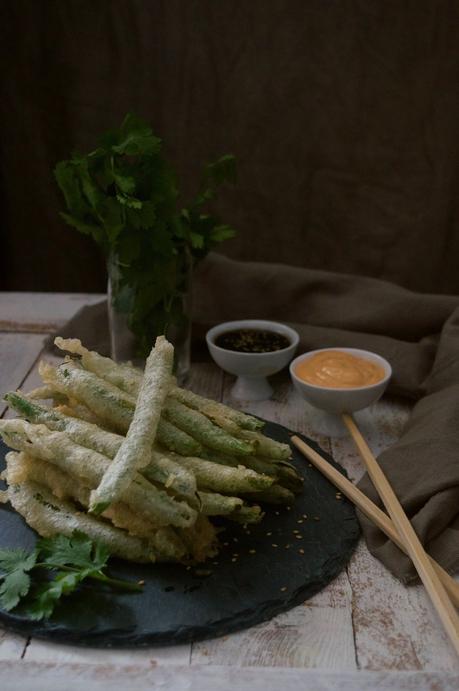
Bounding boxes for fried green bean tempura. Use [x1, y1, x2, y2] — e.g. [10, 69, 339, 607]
[4, 452, 158, 563]
[0, 420, 196, 528]
[162, 452, 273, 494]
[5, 392, 197, 498]
[90, 336, 174, 513]
[163, 398, 254, 457]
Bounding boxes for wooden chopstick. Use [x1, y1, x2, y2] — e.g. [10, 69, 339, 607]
[340, 413, 459, 655]
[290, 434, 459, 608]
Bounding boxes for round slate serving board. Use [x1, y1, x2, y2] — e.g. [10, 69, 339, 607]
[0, 419, 360, 647]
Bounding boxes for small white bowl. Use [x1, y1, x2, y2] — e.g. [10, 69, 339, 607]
[289, 347, 392, 413]
[206, 320, 299, 401]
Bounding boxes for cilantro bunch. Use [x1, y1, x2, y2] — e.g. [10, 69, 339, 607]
[55, 114, 236, 356]
[0, 532, 142, 621]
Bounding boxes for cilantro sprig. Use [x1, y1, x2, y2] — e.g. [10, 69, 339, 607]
[55, 113, 237, 357]
[0, 532, 142, 621]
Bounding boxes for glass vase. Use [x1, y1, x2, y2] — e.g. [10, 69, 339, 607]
[107, 252, 192, 384]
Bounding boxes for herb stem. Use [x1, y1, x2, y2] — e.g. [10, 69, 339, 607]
[35, 563, 143, 592]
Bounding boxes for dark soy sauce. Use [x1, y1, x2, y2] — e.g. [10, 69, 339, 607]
[215, 329, 291, 353]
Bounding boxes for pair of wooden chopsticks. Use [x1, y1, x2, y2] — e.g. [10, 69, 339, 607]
[291, 413, 459, 657]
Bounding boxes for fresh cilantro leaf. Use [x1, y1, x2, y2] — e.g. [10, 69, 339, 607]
[25, 571, 83, 621]
[0, 548, 37, 611]
[55, 113, 237, 358]
[0, 532, 142, 619]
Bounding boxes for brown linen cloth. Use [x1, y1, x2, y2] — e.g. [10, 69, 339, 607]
[48, 253, 459, 582]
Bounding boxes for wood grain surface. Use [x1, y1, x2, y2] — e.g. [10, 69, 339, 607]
[0, 292, 458, 689]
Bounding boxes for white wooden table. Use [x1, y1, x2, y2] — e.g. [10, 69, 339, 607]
[0, 292, 458, 691]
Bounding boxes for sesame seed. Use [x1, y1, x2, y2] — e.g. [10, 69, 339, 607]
[272, 543, 278, 548]
[275, 511, 280, 515]
[295, 535, 303, 540]
[233, 537, 239, 543]
[223, 542, 229, 547]
[298, 548, 305, 555]
[138, 580, 145, 586]
[231, 557, 237, 562]
[249, 549, 256, 554]
[302, 514, 308, 519]
[280, 586, 287, 592]
[286, 506, 291, 511]
[313, 517, 320, 521]
[285, 544, 291, 549]
[186, 566, 191, 570]
[232, 553, 239, 558]
[293, 529, 300, 534]
[266, 531, 272, 536]
[297, 519, 303, 524]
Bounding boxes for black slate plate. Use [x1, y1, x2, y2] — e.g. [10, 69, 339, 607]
[0, 419, 360, 647]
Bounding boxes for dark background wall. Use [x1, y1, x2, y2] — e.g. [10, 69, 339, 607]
[1, 0, 458, 294]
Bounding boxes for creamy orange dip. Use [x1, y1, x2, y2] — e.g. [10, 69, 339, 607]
[295, 351, 386, 388]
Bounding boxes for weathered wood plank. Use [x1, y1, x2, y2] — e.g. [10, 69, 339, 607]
[191, 603, 356, 669]
[0, 333, 46, 417]
[0, 293, 103, 333]
[24, 640, 191, 666]
[331, 401, 459, 672]
[0, 662, 457, 691]
[0, 630, 26, 662]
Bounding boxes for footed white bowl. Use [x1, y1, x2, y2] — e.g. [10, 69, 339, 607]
[289, 347, 392, 414]
[206, 320, 299, 401]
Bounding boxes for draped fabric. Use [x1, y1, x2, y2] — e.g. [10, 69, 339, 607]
[2, 1, 459, 294]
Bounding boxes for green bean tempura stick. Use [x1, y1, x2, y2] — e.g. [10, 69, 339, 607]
[54, 337, 141, 397]
[90, 336, 174, 513]
[0, 420, 196, 528]
[5, 452, 158, 563]
[162, 452, 273, 494]
[163, 398, 254, 456]
[5, 392, 197, 498]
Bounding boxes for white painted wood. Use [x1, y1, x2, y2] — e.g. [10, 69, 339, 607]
[25, 639, 190, 666]
[1, 295, 457, 687]
[331, 404, 459, 673]
[0, 293, 103, 333]
[0, 662, 458, 691]
[0, 630, 26, 661]
[191, 603, 356, 669]
[0, 333, 46, 416]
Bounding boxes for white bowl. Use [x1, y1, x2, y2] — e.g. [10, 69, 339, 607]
[289, 347, 392, 413]
[206, 320, 299, 400]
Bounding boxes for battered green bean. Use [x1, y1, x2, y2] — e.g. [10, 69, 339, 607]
[90, 336, 174, 513]
[0, 420, 196, 528]
[163, 399, 254, 456]
[5, 392, 197, 498]
[5, 452, 158, 563]
[161, 452, 273, 494]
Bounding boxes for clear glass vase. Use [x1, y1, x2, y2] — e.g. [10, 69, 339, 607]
[107, 252, 192, 384]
